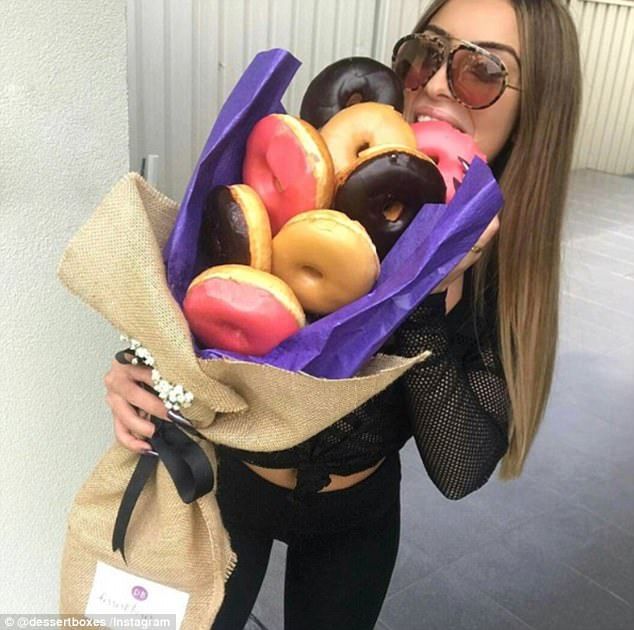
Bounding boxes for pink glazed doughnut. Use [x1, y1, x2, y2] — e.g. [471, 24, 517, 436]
[183, 264, 305, 356]
[411, 120, 487, 202]
[243, 114, 335, 235]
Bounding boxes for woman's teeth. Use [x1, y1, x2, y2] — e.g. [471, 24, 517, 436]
[416, 114, 458, 129]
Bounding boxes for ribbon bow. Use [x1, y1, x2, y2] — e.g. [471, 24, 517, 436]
[112, 351, 214, 564]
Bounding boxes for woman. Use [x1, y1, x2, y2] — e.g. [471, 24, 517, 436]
[104, 0, 582, 627]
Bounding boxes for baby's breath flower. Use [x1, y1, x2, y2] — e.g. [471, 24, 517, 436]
[119, 335, 194, 410]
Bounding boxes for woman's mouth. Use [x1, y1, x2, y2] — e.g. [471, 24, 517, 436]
[414, 110, 467, 134]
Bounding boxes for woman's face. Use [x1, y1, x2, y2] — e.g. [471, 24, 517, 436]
[404, 0, 522, 161]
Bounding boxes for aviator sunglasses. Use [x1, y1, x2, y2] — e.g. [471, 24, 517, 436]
[391, 30, 521, 110]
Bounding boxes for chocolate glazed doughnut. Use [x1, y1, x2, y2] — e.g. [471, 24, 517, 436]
[198, 184, 271, 271]
[334, 148, 446, 260]
[300, 57, 404, 129]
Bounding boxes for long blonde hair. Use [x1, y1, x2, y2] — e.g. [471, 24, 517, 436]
[414, 0, 582, 479]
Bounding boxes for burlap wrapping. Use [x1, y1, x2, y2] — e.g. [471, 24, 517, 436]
[56, 172, 430, 627]
[59, 440, 232, 628]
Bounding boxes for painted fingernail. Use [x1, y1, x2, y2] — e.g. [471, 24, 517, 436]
[167, 409, 193, 427]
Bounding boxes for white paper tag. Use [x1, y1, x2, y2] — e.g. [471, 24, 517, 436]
[85, 561, 190, 629]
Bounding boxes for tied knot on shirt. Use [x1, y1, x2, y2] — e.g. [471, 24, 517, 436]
[286, 462, 334, 504]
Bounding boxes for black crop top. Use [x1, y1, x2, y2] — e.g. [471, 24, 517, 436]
[215, 264, 510, 503]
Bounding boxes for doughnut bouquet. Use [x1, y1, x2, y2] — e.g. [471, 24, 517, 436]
[170, 51, 498, 379]
[57, 49, 502, 628]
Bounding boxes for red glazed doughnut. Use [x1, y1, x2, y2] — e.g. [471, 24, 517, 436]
[243, 114, 335, 235]
[272, 209, 380, 315]
[411, 120, 486, 202]
[183, 264, 305, 356]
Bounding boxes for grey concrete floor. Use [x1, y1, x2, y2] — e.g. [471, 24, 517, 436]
[248, 169, 634, 630]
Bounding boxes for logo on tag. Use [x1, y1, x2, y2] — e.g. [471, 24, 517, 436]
[85, 561, 189, 628]
[131, 585, 148, 601]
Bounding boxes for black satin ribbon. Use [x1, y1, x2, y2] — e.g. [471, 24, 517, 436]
[112, 350, 215, 564]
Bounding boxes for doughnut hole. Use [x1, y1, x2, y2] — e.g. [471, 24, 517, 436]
[273, 176, 284, 193]
[300, 265, 324, 281]
[345, 92, 364, 107]
[356, 142, 370, 157]
[383, 201, 404, 222]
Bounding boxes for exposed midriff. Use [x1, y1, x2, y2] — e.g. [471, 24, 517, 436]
[242, 456, 387, 491]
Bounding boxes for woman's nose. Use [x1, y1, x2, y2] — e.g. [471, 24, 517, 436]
[423, 61, 453, 101]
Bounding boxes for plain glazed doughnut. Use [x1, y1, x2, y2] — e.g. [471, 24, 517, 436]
[334, 146, 446, 260]
[272, 209, 380, 315]
[300, 57, 404, 129]
[411, 120, 487, 202]
[320, 102, 417, 176]
[198, 184, 272, 271]
[243, 114, 335, 235]
[183, 264, 305, 356]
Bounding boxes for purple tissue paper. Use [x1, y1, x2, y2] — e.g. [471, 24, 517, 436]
[164, 48, 503, 379]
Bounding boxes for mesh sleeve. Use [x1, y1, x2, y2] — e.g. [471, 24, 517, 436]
[394, 290, 510, 500]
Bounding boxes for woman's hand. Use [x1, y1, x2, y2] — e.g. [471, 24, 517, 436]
[104, 357, 169, 454]
[431, 215, 500, 293]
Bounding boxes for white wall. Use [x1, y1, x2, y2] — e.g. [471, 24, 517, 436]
[0, 0, 128, 612]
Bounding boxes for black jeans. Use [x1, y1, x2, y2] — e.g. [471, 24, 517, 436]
[212, 450, 402, 630]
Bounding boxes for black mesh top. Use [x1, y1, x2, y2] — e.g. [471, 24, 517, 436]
[216, 264, 511, 503]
